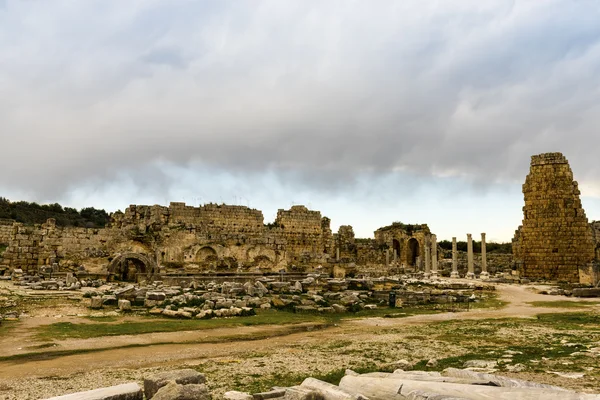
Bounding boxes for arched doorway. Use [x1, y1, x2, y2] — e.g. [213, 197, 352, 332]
[196, 246, 218, 263]
[408, 238, 420, 267]
[392, 239, 401, 260]
[108, 252, 157, 282]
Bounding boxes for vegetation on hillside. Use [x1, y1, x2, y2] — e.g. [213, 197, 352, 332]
[438, 239, 512, 254]
[0, 197, 111, 228]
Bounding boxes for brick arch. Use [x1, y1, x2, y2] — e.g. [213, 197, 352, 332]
[108, 252, 157, 282]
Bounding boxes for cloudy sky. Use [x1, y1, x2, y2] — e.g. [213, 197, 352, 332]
[2, 0, 600, 242]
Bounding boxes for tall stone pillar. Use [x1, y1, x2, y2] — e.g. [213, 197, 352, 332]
[424, 238, 431, 278]
[451, 237, 459, 278]
[480, 232, 489, 279]
[336, 248, 340, 261]
[466, 233, 475, 279]
[393, 248, 398, 262]
[431, 234, 438, 278]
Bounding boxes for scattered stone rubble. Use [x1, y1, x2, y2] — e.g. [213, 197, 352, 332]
[44, 369, 210, 400]
[41, 366, 600, 400]
[1, 272, 496, 322]
[226, 368, 600, 400]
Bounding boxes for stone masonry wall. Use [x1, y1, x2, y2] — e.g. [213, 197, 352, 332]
[0, 219, 13, 245]
[0, 201, 434, 279]
[516, 152, 595, 283]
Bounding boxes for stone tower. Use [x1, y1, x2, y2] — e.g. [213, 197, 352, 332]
[517, 152, 595, 282]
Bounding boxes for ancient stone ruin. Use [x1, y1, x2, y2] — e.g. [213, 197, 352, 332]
[513, 152, 597, 284]
[0, 203, 439, 281]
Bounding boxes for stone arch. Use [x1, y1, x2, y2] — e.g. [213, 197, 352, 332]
[407, 238, 420, 267]
[196, 246, 218, 263]
[108, 252, 157, 282]
[392, 239, 401, 260]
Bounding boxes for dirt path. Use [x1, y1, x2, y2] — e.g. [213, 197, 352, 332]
[0, 283, 598, 381]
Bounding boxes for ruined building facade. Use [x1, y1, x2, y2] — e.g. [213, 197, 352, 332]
[513, 153, 598, 284]
[0, 203, 434, 281]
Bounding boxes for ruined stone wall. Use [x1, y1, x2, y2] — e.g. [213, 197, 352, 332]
[374, 224, 432, 269]
[0, 200, 434, 279]
[516, 152, 595, 283]
[0, 218, 136, 274]
[273, 205, 328, 263]
[0, 219, 14, 245]
[356, 240, 386, 266]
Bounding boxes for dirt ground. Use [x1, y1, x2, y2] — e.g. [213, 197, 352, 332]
[1, 282, 599, 399]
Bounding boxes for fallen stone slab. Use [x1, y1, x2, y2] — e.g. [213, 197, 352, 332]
[144, 369, 206, 399]
[252, 388, 286, 400]
[339, 375, 600, 400]
[301, 377, 367, 400]
[281, 386, 324, 400]
[152, 382, 210, 400]
[43, 383, 142, 400]
[225, 391, 254, 400]
[442, 368, 567, 391]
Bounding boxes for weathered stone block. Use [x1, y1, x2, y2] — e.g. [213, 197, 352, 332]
[143, 369, 206, 399]
[152, 383, 210, 400]
[43, 382, 142, 400]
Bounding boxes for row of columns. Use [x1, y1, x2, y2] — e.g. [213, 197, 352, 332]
[450, 233, 488, 279]
[383, 233, 488, 279]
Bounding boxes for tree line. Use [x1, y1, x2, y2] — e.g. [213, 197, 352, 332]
[438, 239, 512, 254]
[0, 197, 111, 228]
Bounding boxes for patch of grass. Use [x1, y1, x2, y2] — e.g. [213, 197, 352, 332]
[536, 312, 600, 330]
[227, 363, 394, 394]
[528, 301, 600, 309]
[36, 310, 326, 340]
[36, 308, 441, 341]
[3, 323, 329, 364]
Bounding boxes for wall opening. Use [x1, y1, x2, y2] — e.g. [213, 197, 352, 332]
[408, 238, 420, 266]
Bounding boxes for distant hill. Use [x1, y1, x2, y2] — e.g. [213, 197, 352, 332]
[0, 197, 111, 228]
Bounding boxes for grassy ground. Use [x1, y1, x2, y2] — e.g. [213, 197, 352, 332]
[213, 311, 600, 395]
[528, 300, 600, 308]
[34, 307, 441, 341]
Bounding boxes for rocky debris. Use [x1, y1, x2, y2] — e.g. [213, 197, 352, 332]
[43, 382, 143, 400]
[118, 299, 132, 311]
[90, 297, 103, 309]
[572, 288, 600, 298]
[7, 271, 494, 318]
[144, 369, 206, 399]
[334, 369, 600, 399]
[463, 360, 497, 369]
[152, 382, 210, 400]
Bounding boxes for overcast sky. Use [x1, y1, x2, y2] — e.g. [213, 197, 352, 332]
[2, 0, 600, 242]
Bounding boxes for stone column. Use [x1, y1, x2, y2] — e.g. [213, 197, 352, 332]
[480, 232, 489, 279]
[424, 238, 431, 278]
[431, 234, 438, 278]
[466, 233, 475, 279]
[393, 248, 397, 262]
[451, 237, 459, 278]
[336, 248, 340, 261]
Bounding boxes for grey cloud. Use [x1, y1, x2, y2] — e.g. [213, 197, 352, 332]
[1, 0, 600, 202]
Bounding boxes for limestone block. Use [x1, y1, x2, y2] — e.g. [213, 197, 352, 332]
[143, 369, 206, 399]
[150, 382, 210, 400]
[224, 391, 253, 400]
[43, 383, 142, 400]
[90, 297, 103, 309]
[118, 300, 132, 311]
